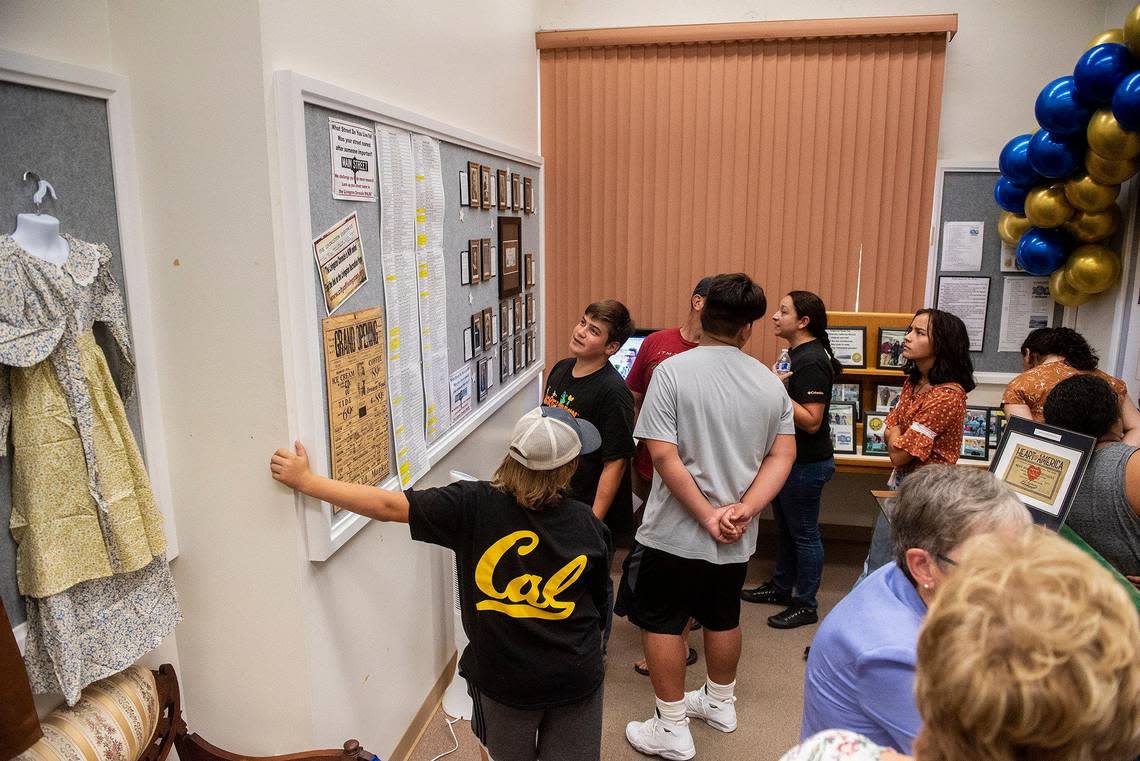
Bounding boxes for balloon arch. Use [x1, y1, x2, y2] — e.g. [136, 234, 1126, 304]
[994, 7, 1140, 306]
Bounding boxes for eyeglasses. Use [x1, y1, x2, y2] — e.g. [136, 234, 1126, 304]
[935, 553, 958, 567]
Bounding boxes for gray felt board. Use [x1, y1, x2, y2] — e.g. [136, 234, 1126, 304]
[303, 104, 541, 491]
[0, 81, 144, 627]
[932, 170, 1063, 374]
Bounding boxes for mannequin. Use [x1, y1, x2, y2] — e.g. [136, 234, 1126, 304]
[12, 212, 68, 265]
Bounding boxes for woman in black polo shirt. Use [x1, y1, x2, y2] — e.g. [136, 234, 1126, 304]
[741, 291, 840, 628]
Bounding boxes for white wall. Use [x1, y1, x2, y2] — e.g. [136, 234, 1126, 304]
[0, 0, 112, 70]
[538, 0, 1111, 162]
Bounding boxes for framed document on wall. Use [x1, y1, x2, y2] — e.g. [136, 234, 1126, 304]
[826, 326, 866, 369]
[498, 216, 522, 298]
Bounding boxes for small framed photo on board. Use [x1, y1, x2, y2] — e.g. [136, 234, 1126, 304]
[497, 169, 508, 210]
[499, 301, 510, 340]
[469, 239, 481, 284]
[498, 217, 522, 298]
[988, 407, 1006, 452]
[482, 308, 493, 351]
[513, 335, 523, 372]
[989, 416, 1096, 530]
[826, 326, 866, 369]
[832, 382, 861, 417]
[829, 402, 857, 455]
[526, 293, 536, 325]
[524, 252, 536, 288]
[513, 296, 523, 332]
[961, 407, 990, 461]
[862, 412, 891, 457]
[477, 357, 490, 402]
[467, 161, 481, 208]
[480, 165, 492, 210]
[525, 331, 535, 365]
[523, 176, 534, 214]
[877, 328, 908, 370]
[481, 238, 493, 280]
[500, 345, 512, 383]
[462, 327, 473, 361]
[511, 173, 521, 211]
[874, 383, 903, 413]
[460, 249, 471, 285]
[470, 313, 482, 354]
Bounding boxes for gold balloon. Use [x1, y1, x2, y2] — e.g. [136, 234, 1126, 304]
[1064, 244, 1122, 293]
[1024, 183, 1074, 228]
[1127, 5, 1140, 55]
[1088, 109, 1140, 160]
[1064, 172, 1119, 212]
[1065, 205, 1122, 242]
[997, 212, 1032, 244]
[1086, 150, 1139, 184]
[1088, 28, 1125, 49]
[1051, 268, 1095, 306]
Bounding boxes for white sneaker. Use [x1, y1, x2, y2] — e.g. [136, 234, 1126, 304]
[625, 715, 696, 760]
[684, 687, 737, 732]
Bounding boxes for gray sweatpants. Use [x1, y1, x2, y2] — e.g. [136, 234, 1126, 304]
[469, 683, 603, 761]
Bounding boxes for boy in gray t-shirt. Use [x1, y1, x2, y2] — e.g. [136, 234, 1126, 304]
[623, 273, 795, 761]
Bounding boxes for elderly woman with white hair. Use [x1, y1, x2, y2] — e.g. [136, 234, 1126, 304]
[798, 465, 1031, 755]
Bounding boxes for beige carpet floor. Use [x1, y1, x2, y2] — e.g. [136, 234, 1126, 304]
[409, 535, 867, 761]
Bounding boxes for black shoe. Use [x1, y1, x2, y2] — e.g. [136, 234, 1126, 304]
[740, 581, 793, 606]
[767, 605, 819, 629]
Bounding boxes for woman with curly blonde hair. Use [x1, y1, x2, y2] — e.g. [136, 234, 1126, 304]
[783, 528, 1140, 761]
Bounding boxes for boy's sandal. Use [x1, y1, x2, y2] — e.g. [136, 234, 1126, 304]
[633, 647, 698, 676]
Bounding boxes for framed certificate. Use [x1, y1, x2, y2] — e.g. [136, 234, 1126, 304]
[829, 402, 857, 455]
[498, 217, 522, 298]
[961, 406, 990, 461]
[989, 416, 1095, 530]
[861, 411, 890, 456]
[469, 239, 481, 284]
[826, 326, 866, 369]
[496, 168, 508, 210]
[877, 328, 908, 370]
[467, 161, 481, 208]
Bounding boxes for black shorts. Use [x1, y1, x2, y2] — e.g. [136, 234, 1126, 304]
[618, 544, 748, 634]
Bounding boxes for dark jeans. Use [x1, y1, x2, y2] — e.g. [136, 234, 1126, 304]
[771, 458, 835, 610]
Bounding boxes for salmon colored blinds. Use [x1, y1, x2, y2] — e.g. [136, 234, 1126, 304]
[538, 16, 954, 367]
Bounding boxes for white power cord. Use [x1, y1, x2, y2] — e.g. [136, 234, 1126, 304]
[428, 714, 462, 761]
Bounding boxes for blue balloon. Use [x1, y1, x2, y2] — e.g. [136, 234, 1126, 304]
[998, 134, 1040, 186]
[1027, 129, 1083, 178]
[1016, 228, 1070, 275]
[1074, 43, 1136, 106]
[994, 176, 1031, 214]
[1035, 76, 1093, 137]
[1112, 70, 1140, 131]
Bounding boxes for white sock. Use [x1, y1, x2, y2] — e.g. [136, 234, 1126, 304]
[705, 677, 735, 703]
[655, 696, 687, 724]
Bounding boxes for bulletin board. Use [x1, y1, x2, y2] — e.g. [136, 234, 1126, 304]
[276, 72, 544, 560]
[928, 165, 1064, 376]
[0, 50, 177, 635]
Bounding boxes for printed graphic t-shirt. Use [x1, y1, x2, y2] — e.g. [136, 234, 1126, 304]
[626, 328, 699, 481]
[408, 481, 609, 709]
[788, 340, 835, 464]
[544, 358, 636, 541]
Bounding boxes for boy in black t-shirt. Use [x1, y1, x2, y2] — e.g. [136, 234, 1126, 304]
[270, 407, 609, 761]
[542, 299, 636, 545]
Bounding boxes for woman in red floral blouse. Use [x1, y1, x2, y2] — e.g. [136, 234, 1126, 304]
[860, 309, 975, 579]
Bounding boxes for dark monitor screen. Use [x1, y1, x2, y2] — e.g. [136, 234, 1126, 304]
[609, 328, 659, 380]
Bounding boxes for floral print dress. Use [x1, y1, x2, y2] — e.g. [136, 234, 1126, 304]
[1, 235, 180, 704]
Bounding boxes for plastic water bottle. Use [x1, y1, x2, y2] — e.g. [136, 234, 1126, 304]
[775, 348, 792, 374]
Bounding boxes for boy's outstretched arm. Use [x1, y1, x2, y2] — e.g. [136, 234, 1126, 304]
[270, 441, 409, 523]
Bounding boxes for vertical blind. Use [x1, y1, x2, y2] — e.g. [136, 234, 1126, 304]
[538, 16, 955, 366]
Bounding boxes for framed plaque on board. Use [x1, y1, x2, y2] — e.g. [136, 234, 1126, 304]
[498, 217, 522, 298]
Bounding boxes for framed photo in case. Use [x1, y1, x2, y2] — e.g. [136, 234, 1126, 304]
[874, 383, 903, 413]
[961, 406, 989, 461]
[877, 328, 908, 370]
[861, 411, 890, 456]
[828, 402, 857, 455]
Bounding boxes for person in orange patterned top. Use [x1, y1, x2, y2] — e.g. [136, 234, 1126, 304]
[860, 309, 974, 579]
[1002, 327, 1140, 445]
